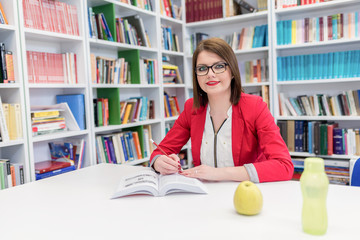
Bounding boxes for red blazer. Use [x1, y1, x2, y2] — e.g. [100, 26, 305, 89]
[150, 93, 294, 182]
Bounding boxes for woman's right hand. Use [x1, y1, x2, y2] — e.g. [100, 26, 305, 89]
[153, 154, 181, 175]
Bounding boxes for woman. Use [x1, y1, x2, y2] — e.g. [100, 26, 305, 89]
[150, 38, 293, 183]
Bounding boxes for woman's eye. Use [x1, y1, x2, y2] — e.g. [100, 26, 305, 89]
[215, 64, 225, 69]
[198, 66, 207, 71]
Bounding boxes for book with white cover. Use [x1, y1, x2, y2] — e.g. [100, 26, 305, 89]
[111, 168, 208, 198]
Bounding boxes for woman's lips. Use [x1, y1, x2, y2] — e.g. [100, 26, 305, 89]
[206, 81, 220, 86]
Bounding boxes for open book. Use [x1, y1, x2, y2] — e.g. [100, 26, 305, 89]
[111, 168, 208, 198]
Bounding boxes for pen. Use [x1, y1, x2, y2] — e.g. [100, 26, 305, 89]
[150, 139, 183, 172]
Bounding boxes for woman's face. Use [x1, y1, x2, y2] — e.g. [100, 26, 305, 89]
[196, 50, 232, 99]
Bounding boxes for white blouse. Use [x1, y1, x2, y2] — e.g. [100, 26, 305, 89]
[200, 105, 234, 167]
[200, 105, 259, 182]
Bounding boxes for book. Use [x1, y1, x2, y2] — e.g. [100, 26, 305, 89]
[111, 167, 208, 198]
[35, 165, 76, 180]
[34, 160, 72, 174]
[56, 94, 86, 130]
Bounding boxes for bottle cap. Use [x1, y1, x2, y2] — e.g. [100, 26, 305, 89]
[304, 157, 325, 173]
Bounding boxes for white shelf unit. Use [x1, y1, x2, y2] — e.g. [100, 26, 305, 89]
[17, 0, 94, 181]
[0, 0, 30, 183]
[85, 0, 168, 167]
[270, 0, 360, 160]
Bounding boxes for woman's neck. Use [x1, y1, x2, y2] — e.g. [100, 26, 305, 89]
[208, 95, 232, 116]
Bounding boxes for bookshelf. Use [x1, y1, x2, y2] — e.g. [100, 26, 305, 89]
[270, 0, 360, 184]
[0, 0, 30, 184]
[17, 0, 93, 182]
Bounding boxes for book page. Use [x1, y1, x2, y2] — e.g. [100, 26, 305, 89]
[111, 169, 159, 198]
[158, 173, 208, 196]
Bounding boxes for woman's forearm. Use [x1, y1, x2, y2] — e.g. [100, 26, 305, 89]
[217, 166, 250, 182]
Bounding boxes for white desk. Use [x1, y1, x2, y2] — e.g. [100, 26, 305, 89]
[0, 164, 359, 240]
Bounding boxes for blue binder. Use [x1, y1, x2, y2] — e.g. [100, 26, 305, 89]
[56, 94, 86, 130]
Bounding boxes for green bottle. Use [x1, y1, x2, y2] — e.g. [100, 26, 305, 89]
[300, 157, 329, 235]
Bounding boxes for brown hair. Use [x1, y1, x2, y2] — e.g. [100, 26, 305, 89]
[192, 37, 243, 108]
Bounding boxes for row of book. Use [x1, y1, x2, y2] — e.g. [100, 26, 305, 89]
[277, 120, 360, 156]
[139, 58, 158, 84]
[95, 125, 154, 164]
[276, 0, 333, 9]
[22, 0, 79, 36]
[292, 157, 350, 185]
[0, 160, 25, 190]
[239, 58, 269, 83]
[163, 62, 183, 84]
[186, 0, 223, 23]
[90, 55, 130, 84]
[189, 32, 209, 54]
[88, 9, 113, 41]
[115, 15, 151, 47]
[27, 51, 78, 84]
[0, 97, 22, 142]
[225, 0, 268, 18]
[160, 0, 182, 19]
[276, 50, 360, 81]
[0, 43, 15, 83]
[0, 3, 8, 24]
[225, 24, 269, 50]
[164, 92, 180, 118]
[161, 25, 181, 52]
[120, 97, 155, 124]
[277, 12, 360, 46]
[279, 90, 360, 117]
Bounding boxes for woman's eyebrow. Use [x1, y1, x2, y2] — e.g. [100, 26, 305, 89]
[196, 61, 224, 66]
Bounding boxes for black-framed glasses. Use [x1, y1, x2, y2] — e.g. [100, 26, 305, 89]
[195, 62, 229, 76]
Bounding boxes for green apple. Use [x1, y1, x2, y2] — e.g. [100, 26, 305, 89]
[233, 181, 263, 215]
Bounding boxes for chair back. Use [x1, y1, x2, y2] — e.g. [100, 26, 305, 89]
[350, 158, 360, 187]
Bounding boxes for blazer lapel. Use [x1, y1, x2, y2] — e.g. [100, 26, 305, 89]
[232, 104, 244, 166]
[191, 105, 207, 164]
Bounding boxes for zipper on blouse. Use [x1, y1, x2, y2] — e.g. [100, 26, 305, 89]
[210, 117, 227, 168]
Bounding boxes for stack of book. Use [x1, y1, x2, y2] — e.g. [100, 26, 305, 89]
[119, 97, 155, 124]
[35, 160, 76, 180]
[90, 55, 130, 84]
[31, 109, 66, 136]
[48, 140, 86, 170]
[186, 0, 223, 23]
[162, 63, 183, 84]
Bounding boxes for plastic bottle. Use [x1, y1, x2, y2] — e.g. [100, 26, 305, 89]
[300, 157, 329, 235]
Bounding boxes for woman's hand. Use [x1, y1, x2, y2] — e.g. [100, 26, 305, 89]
[180, 165, 220, 181]
[153, 154, 181, 175]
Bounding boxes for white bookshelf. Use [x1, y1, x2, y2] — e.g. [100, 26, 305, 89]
[0, 0, 30, 183]
[270, 0, 360, 162]
[17, 0, 94, 181]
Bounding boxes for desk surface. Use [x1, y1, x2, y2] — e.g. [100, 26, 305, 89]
[0, 163, 359, 240]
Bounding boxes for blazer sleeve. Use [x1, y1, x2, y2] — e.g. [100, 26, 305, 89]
[149, 99, 192, 164]
[252, 98, 294, 182]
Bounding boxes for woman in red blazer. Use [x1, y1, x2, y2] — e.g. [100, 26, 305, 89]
[150, 38, 293, 183]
